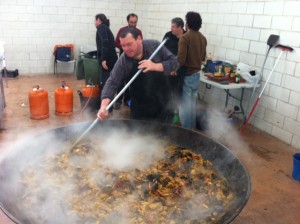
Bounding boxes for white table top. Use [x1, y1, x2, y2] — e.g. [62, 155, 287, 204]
[200, 72, 259, 90]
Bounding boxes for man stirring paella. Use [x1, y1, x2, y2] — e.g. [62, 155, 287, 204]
[97, 27, 179, 122]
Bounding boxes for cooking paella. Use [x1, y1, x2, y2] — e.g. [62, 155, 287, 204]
[18, 141, 233, 223]
[0, 120, 251, 224]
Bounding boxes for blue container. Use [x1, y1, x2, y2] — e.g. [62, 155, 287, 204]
[292, 153, 300, 181]
[206, 60, 223, 73]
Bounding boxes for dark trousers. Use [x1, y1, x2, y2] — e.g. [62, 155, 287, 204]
[100, 68, 109, 91]
[100, 68, 113, 112]
[129, 101, 168, 123]
[116, 82, 131, 104]
[130, 109, 168, 123]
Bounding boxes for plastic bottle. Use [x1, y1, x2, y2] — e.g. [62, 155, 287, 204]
[205, 53, 213, 73]
[235, 69, 241, 83]
[173, 110, 179, 124]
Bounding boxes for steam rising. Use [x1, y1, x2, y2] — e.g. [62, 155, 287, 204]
[99, 129, 165, 170]
[0, 127, 168, 223]
[0, 123, 239, 224]
[203, 105, 253, 160]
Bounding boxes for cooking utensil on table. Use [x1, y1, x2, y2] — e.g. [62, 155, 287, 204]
[70, 37, 169, 149]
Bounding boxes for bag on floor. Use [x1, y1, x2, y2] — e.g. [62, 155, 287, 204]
[1, 69, 19, 78]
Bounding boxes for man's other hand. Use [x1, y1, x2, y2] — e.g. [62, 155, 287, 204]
[97, 99, 111, 121]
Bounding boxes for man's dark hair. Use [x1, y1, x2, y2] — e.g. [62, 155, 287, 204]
[95, 13, 110, 27]
[185, 11, 202, 31]
[120, 27, 140, 39]
[171, 17, 184, 28]
[126, 13, 138, 22]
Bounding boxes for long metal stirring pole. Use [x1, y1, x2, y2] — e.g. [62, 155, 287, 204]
[70, 37, 169, 148]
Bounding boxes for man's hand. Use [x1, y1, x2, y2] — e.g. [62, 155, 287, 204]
[101, 60, 108, 70]
[138, 60, 163, 73]
[97, 99, 111, 121]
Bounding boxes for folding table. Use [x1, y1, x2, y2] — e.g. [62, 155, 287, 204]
[200, 72, 259, 122]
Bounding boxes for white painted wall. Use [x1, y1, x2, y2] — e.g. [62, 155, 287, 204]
[0, 0, 299, 149]
[0, 0, 140, 73]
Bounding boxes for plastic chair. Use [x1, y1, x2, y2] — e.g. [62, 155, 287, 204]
[53, 44, 76, 77]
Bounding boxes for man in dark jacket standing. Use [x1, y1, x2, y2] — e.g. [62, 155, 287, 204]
[163, 17, 185, 55]
[95, 14, 118, 93]
[162, 17, 185, 123]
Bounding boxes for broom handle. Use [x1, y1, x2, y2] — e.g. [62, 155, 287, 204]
[258, 45, 293, 99]
[240, 98, 260, 132]
[257, 45, 293, 99]
[245, 46, 271, 116]
[240, 51, 283, 133]
[258, 51, 283, 98]
[240, 44, 293, 133]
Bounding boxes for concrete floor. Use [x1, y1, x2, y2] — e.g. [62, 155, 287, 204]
[0, 74, 299, 224]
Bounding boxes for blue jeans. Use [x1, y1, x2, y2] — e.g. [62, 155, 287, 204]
[179, 73, 200, 129]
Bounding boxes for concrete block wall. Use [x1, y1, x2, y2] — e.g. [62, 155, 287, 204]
[196, 0, 300, 149]
[144, 0, 300, 149]
[0, 0, 299, 149]
[0, 0, 140, 73]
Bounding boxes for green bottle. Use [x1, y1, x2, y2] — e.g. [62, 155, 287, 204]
[173, 110, 179, 124]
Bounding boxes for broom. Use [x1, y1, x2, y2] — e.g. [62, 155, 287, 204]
[240, 44, 294, 133]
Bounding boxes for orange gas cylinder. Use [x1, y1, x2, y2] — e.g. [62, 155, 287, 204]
[78, 84, 100, 111]
[82, 84, 100, 98]
[55, 81, 73, 116]
[28, 85, 49, 120]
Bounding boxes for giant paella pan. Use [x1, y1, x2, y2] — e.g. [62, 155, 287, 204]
[0, 120, 251, 224]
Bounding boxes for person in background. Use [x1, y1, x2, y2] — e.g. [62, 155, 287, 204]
[97, 28, 179, 122]
[163, 17, 185, 55]
[162, 17, 186, 124]
[177, 11, 207, 129]
[95, 13, 118, 108]
[115, 13, 143, 54]
[114, 13, 143, 110]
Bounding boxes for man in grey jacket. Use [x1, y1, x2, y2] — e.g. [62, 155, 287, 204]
[97, 28, 179, 122]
